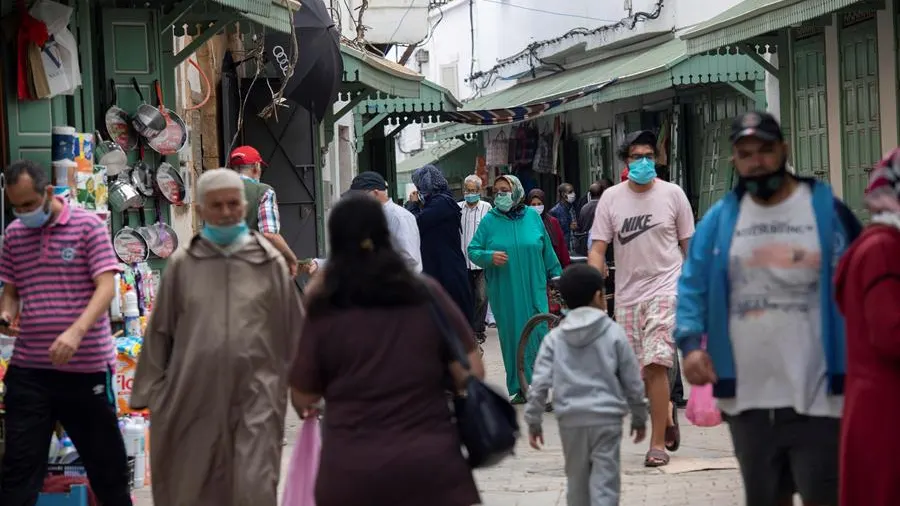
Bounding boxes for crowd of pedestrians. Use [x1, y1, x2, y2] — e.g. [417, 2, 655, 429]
[0, 109, 898, 506]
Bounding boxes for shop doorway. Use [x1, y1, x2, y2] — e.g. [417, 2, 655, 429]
[222, 76, 320, 283]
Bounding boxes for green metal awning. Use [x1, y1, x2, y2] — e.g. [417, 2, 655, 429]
[211, 0, 274, 17]
[242, 2, 295, 33]
[397, 139, 469, 174]
[352, 79, 460, 152]
[681, 0, 866, 55]
[425, 39, 689, 141]
[360, 80, 462, 116]
[341, 45, 424, 98]
[425, 37, 768, 142]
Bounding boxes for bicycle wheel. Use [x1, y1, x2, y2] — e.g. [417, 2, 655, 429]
[516, 313, 561, 396]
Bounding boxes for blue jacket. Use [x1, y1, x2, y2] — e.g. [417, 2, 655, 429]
[549, 202, 575, 246]
[674, 179, 861, 398]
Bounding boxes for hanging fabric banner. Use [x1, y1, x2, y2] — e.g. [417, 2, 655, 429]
[442, 78, 618, 126]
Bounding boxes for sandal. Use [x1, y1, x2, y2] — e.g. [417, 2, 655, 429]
[665, 403, 681, 452]
[644, 448, 670, 467]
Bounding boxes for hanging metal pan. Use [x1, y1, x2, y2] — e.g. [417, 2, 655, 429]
[130, 78, 166, 141]
[105, 80, 137, 151]
[148, 198, 178, 259]
[94, 131, 128, 176]
[113, 208, 149, 264]
[131, 144, 155, 198]
[154, 161, 186, 205]
[147, 80, 188, 155]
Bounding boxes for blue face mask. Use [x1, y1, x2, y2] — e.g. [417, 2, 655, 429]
[627, 157, 657, 185]
[494, 192, 514, 212]
[202, 221, 249, 246]
[14, 196, 52, 228]
[464, 193, 480, 204]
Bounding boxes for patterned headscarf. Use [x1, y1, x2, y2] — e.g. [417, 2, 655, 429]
[866, 149, 900, 230]
[494, 174, 527, 219]
[411, 164, 451, 198]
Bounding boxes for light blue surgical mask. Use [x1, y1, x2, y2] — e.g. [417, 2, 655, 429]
[494, 192, 514, 212]
[202, 221, 249, 246]
[14, 196, 52, 228]
[464, 193, 480, 204]
[627, 157, 657, 185]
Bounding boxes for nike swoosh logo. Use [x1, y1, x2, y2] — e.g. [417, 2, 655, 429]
[617, 223, 661, 245]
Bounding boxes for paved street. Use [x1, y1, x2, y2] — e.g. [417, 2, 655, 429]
[133, 328, 783, 505]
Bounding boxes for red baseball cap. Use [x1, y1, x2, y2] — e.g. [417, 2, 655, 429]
[229, 146, 267, 167]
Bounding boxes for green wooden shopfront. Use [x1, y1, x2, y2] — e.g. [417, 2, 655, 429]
[0, 0, 292, 267]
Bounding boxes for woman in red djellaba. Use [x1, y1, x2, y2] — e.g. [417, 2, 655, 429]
[835, 148, 900, 506]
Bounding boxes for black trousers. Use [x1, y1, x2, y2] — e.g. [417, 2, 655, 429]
[0, 366, 133, 506]
[467, 269, 488, 337]
[670, 352, 685, 401]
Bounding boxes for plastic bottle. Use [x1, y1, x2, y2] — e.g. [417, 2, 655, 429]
[110, 274, 122, 319]
[58, 433, 79, 464]
[122, 417, 143, 457]
[131, 415, 146, 488]
[123, 290, 140, 337]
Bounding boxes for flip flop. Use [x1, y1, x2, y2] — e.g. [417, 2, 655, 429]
[644, 448, 670, 467]
[665, 403, 681, 452]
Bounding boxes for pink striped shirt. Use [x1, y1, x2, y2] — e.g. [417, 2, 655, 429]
[0, 198, 120, 372]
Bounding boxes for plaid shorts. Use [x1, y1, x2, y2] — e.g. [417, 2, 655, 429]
[615, 295, 676, 369]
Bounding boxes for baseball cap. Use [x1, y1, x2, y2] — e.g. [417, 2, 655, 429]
[229, 146, 267, 167]
[350, 171, 388, 191]
[623, 130, 658, 149]
[730, 112, 784, 143]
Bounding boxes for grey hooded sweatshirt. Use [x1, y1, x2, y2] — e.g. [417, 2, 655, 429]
[524, 307, 648, 434]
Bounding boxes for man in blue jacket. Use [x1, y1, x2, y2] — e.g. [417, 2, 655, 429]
[675, 112, 861, 506]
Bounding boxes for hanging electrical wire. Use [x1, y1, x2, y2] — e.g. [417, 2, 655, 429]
[467, 0, 664, 88]
[258, 0, 299, 121]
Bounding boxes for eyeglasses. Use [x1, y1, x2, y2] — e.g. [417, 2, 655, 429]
[627, 154, 656, 163]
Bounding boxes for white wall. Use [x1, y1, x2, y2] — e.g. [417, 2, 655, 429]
[330, 0, 430, 44]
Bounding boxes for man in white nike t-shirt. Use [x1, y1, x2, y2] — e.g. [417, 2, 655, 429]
[588, 130, 695, 467]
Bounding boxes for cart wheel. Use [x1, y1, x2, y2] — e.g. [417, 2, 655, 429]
[516, 313, 560, 397]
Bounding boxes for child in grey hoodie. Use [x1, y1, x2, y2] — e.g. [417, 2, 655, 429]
[525, 264, 648, 506]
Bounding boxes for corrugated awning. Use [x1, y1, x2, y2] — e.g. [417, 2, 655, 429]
[681, 0, 866, 55]
[340, 44, 423, 98]
[426, 39, 690, 141]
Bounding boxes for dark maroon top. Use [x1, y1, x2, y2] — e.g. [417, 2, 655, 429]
[291, 278, 480, 506]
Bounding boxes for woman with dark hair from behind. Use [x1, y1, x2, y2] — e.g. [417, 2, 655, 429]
[290, 195, 484, 506]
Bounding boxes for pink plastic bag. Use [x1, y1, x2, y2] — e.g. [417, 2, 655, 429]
[684, 336, 722, 427]
[685, 383, 722, 427]
[282, 417, 321, 506]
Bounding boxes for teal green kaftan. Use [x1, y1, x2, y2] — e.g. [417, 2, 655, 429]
[468, 207, 562, 395]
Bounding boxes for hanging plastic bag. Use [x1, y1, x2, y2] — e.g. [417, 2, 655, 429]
[281, 417, 320, 506]
[685, 336, 722, 427]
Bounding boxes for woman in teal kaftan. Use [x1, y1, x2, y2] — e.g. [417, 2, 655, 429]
[467, 175, 562, 401]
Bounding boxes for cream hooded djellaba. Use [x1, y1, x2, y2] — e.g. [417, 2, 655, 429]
[130, 231, 303, 506]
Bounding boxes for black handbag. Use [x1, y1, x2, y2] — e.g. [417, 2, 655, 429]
[425, 286, 520, 468]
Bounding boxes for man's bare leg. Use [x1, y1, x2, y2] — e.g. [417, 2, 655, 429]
[644, 363, 670, 463]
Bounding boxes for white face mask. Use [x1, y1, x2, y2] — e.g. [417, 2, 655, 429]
[566, 193, 576, 203]
[531, 204, 544, 215]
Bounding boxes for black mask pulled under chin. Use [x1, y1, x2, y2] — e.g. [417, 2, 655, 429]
[735, 163, 789, 202]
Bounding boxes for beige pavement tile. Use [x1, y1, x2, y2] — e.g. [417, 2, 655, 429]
[134, 328, 754, 506]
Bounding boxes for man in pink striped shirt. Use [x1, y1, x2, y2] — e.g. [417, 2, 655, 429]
[0, 160, 132, 506]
